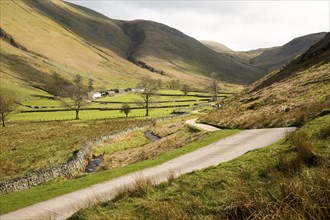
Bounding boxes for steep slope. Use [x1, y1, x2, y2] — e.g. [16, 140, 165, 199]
[201, 33, 330, 128]
[23, 0, 130, 58]
[0, 0, 263, 96]
[0, 0, 167, 91]
[122, 20, 264, 84]
[203, 33, 327, 73]
[1, 0, 325, 93]
[221, 47, 277, 65]
[250, 32, 327, 73]
[252, 32, 330, 91]
[200, 40, 232, 53]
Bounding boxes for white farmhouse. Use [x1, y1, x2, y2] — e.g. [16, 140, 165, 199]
[91, 92, 102, 99]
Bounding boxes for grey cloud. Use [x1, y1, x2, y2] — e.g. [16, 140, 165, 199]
[66, 0, 329, 51]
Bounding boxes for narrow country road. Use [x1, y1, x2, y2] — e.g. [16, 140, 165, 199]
[185, 118, 220, 131]
[1, 123, 295, 220]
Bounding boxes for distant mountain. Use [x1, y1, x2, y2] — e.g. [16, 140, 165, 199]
[250, 32, 327, 73]
[202, 33, 326, 73]
[252, 32, 330, 91]
[0, 0, 326, 96]
[221, 47, 278, 65]
[200, 40, 232, 53]
[0, 0, 265, 95]
[122, 20, 263, 84]
[0, 0, 153, 91]
[201, 33, 330, 128]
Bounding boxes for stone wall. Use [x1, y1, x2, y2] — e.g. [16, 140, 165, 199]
[0, 114, 187, 194]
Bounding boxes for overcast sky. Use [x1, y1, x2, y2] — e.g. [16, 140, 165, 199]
[66, 0, 329, 51]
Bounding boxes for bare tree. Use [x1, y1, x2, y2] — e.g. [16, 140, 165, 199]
[168, 79, 180, 90]
[182, 84, 190, 96]
[46, 72, 68, 99]
[0, 89, 19, 127]
[87, 78, 94, 92]
[138, 76, 161, 116]
[61, 75, 88, 120]
[210, 72, 219, 102]
[120, 103, 131, 119]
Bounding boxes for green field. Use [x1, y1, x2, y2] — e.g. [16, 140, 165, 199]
[0, 83, 51, 99]
[97, 92, 213, 102]
[0, 129, 240, 214]
[0, 119, 150, 181]
[11, 108, 180, 121]
[2, 88, 227, 122]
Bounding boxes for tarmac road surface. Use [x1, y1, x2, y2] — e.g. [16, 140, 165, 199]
[1, 124, 295, 220]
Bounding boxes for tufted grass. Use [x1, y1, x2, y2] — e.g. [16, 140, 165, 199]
[0, 119, 149, 181]
[70, 115, 329, 220]
[0, 129, 239, 214]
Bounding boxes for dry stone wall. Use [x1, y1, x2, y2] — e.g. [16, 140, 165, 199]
[0, 114, 187, 194]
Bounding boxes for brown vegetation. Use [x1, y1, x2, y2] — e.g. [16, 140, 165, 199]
[224, 130, 329, 220]
[98, 126, 206, 171]
[0, 89, 19, 127]
[201, 63, 330, 128]
[70, 116, 330, 220]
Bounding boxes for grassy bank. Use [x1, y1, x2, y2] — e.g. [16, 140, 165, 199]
[0, 129, 239, 214]
[0, 119, 149, 181]
[70, 115, 330, 219]
[201, 63, 330, 129]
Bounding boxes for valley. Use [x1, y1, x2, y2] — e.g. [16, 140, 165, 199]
[0, 0, 329, 219]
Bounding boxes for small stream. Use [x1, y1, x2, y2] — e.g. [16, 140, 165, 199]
[85, 131, 159, 173]
[85, 156, 103, 173]
[144, 130, 161, 142]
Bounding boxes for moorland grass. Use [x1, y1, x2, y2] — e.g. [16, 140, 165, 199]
[0, 119, 149, 181]
[93, 130, 150, 156]
[70, 115, 329, 220]
[0, 129, 239, 214]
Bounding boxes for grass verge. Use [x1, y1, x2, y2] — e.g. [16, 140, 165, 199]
[70, 115, 329, 220]
[0, 129, 239, 214]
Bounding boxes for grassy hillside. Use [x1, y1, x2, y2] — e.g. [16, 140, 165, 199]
[252, 32, 330, 91]
[203, 33, 326, 74]
[0, 0, 168, 91]
[221, 47, 278, 65]
[200, 40, 277, 66]
[250, 32, 327, 73]
[2, 0, 323, 95]
[70, 115, 330, 220]
[200, 40, 232, 52]
[0, 125, 239, 214]
[125, 20, 264, 84]
[201, 33, 330, 128]
[0, 119, 148, 181]
[0, 0, 248, 99]
[24, 0, 130, 58]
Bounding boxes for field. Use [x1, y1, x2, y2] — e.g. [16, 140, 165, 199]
[11, 109, 177, 121]
[0, 128, 240, 214]
[2, 86, 231, 122]
[0, 119, 150, 181]
[70, 115, 330, 220]
[0, 85, 225, 193]
[93, 118, 208, 171]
